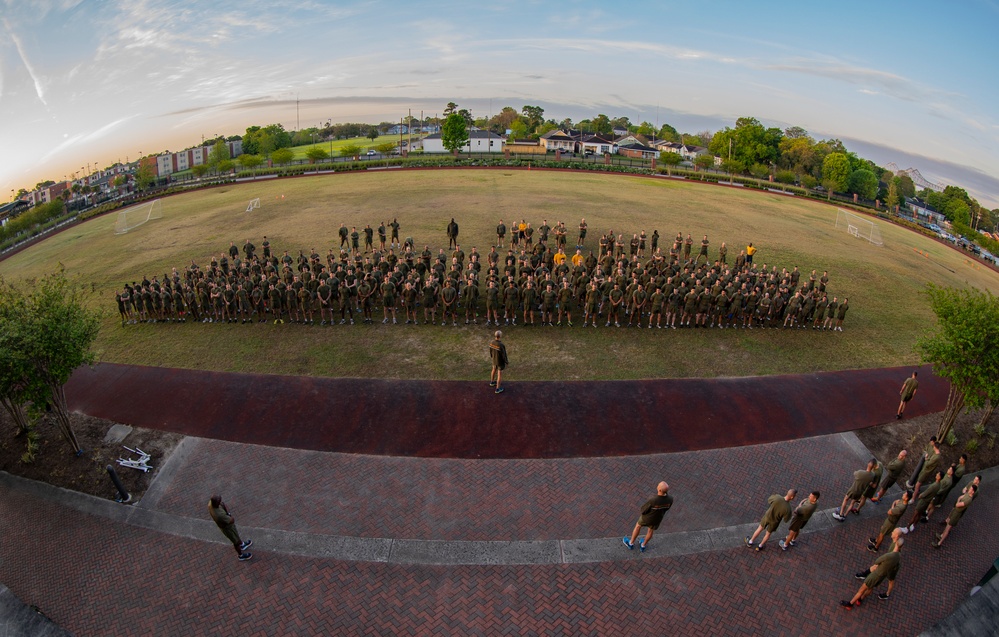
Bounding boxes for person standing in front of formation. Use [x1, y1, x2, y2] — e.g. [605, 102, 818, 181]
[623, 481, 673, 553]
[489, 330, 508, 394]
[897, 371, 918, 419]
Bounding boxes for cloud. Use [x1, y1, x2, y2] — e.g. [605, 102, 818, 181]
[38, 116, 134, 163]
[3, 18, 47, 105]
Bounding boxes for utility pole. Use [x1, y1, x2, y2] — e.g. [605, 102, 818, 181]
[296, 94, 300, 131]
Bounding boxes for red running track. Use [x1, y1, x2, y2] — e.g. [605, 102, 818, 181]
[66, 362, 946, 459]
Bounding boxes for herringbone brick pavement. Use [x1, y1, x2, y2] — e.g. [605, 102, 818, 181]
[147, 434, 870, 540]
[3, 482, 996, 636]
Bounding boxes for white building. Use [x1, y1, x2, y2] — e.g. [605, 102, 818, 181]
[422, 130, 504, 153]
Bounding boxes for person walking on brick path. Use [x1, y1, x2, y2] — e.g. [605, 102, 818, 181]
[209, 495, 252, 561]
[896, 371, 919, 419]
[832, 459, 877, 521]
[871, 450, 908, 503]
[745, 489, 795, 552]
[925, 464, 958, 521]
[488, 330, 508, 394]
[909, 437, 941, 502]
[933, 483, 977, 548]
[851, 458, 882, 515]
[778, 491, 820, 551]
[841, 535, 904, 609]
[906, 471, 943, 532]
[623, 481, 673, 553]
[868, 492, 910, 552]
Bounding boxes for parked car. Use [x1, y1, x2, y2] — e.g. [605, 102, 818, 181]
[366, 150, 377, 156]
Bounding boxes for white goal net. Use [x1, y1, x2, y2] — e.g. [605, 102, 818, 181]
[835, 209, 883, 246]
[245, 198, 261, 212]
[114, 199, 162, 235]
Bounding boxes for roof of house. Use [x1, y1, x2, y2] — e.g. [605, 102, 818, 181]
[581, 134, 615, 144]
[424, 130, 504, 140]
[506, 138, 539, 145]
[541, 130, 574, 141]
[618, 143, 658, 153]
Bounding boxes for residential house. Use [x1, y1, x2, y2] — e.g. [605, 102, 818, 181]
[152, 140, 243, 177]
[505, 139, 546, 155]
[540, 130, 575, 152]
[422, 130, 504, 153]
[906, 198, 947, 225]
[579, 134, 617, 155]
[617, 142, 659, 160]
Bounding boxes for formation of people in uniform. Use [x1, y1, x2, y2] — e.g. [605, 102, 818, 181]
[114, 215, 853, 332]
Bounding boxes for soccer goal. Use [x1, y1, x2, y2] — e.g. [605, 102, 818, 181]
[245, 197, 261, 212]
[114, 199, 162, 235]
[835, 209, 883, 246]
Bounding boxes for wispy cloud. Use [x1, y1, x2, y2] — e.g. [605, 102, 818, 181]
[3, 18, 47, 105]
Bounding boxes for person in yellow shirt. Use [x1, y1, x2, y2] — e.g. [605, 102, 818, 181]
[553, 249, 567, 266]
[571, 249, 584, 267]
[746, 242, 757, 264]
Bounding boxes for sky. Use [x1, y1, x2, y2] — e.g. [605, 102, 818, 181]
[2, 0, 998, 206]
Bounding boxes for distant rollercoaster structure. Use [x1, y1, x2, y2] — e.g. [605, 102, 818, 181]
[885, 162, 945, 192]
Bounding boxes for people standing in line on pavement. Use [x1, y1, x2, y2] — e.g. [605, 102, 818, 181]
[841, 535, 905, 609]
[871, 450, 907, 503]
[832, 459, 877, 522]
[745, 489, 795, 552]
[778, 491, 820, 551]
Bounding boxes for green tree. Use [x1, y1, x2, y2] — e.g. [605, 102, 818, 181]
[305, 147, 330, 163]
[749, 163, 770, 180]
[591, 114, 612, 135]
[443, 102, 458, 116]
[271, 148, 294, 165]
[657, 123, 679, 142]
[917, 285, 999, 441]
[375, 142, 397, 155]
[509, 120, 528, 140]
[885, 178, 899, 210]
[848, 168, 879, 199]
[694, 154, 715, 171]
[659, 151, 683, 175]
[135, 162, 155, 191]
[721, 158, 744, 179]
[821, 152, 851, 193]
[208, 140, 229, 171]
[441, 112, 470, 154]
[191, 164, 209, 178]
[897, 174, 916, 199]
[13, 271, 99, 455]
[0, 284, 40, 436]
[238, 154, 264, 170]
[522, 105, 544, 131]
[217, 159, 234, 174]
[367, 128, 379, 141]
[775, 170, 796, 185]
[800, 174, 818, 189]
[339, 144, 364, 159]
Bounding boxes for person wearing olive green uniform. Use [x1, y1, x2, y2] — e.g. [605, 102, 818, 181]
[557, 281, 574, 327]
[541, 283, 557, 326]
[833, 460, 877, 521]
[485, 280, 501, 326]
[350, 227, 360, 255]
[607, 284, 624, 327]
[488, 330, 508, 394]
[835, 297, 849, 331]
[496, 220, 506, 247]
[381, 279, 397, 324]
[896, 371, 918, 419]
[841, 538, 904, 608]
[623, 481, 673, 552]
[911, 436, 940, 502]
[627, 284, 647, 327]
[871, 450, 908, 502]
[441, 280, 459, 326]
[463, 277, 479, 324]
[583, 282, 599, 327]
[868, 491, 909, 552]
[852, 459, 883, 515]
[779, 491, 820, 550]
[925, 464, 958, 521]
[317, 281, 332, 324]
[421, 280, 438, 325]
[907, 471, 942, 532]
[648, 287, 664, 328]
[209, 495, 252, 561]
[503, 282, 520, 325]
[933, 484, 977, 548]
[746, 489, 795, 551]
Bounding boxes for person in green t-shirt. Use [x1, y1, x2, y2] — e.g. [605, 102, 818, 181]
[841, 537, 904, 609]
[778, 491, 820, 551]
[868, 491, 910, 552]
[896, 371, 919, 419]
[871, 450, 908, 503]
[933, 483, 977, 548]
[745, 489, 795, 551]
[623, 481, 673, 552]
[488, 330, 508, 394]
[208, 495, 252, 561]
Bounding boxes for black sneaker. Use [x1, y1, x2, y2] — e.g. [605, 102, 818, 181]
[239, 540, 253, 551]
[877, 593, 890, 600]
[839, 601, 854, 610]
[855, 572, 867, 580]
[238, 552, 253, 561]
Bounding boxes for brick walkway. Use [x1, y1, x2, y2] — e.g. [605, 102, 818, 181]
[2, 479, 996, 636]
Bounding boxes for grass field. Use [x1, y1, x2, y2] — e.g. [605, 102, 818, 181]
[2, 169, 998, 381]
[288, 134, 422, 159]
